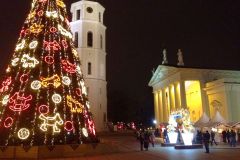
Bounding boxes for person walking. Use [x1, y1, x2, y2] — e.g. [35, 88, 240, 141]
[230, 130, 237, 147]
[143, 130, 150, 151]
[226, 130, 231, 143]
[210, 130, 217, 145]
[222, 130, 227, 143]
[203, 130, 211, 153]
[149, 131, 155, 147]
[139, 129, 145, 151]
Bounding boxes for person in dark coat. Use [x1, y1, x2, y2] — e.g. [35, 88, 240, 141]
[143, 131, 150, 150]
[203, 130, 211, 153]
[210, 131, 217, 145]
[222, 130, 227, 143]
[226, 130, 231, 143]
[139, 129, 145, 151]
[196, 130, 203, 144]
[230, 130, 237, 147]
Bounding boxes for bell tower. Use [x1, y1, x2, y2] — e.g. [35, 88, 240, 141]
[70, 0, 107, 131]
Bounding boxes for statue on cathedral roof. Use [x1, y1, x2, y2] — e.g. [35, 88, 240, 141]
[162, 49, 168, 65]
[177, 49, 184, 66]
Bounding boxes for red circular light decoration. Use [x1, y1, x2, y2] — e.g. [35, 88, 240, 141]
[64, 121, 74, 132]
[62, 40, 68, 49]
[76, 88, 81, 96]
[20, 74, 29, 83]
[44, 55, 54, 64]
[37, 10, 44, 17]
[4, 117, 14, 128]
[38, 105, 49, 115]
[50, 27, 57, 33]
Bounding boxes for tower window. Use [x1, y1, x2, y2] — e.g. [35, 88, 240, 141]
[104, 113, 106, 122]
[99, 12, 101, 22]
[76, 9, 80, 20]
[87, 32, 93, 47]
[74, 32, 78, 47]
[100, 35, 103, 49]
[88, 62, 92, 75]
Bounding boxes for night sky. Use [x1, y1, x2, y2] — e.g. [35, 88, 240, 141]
[0, 0, 240, 125]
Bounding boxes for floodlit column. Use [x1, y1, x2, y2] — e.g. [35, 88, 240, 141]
[162, 89, 168, 122]
[170, 84, 176, 111]
[174, 82, 181, 109]
[154, 91, 160, 125]
[158, 90, 164, 122]
[200, 81, 209, 116]
[180, 81, 187, 108]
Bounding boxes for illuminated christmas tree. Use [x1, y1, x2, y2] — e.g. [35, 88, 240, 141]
[0, 0, 97, 147]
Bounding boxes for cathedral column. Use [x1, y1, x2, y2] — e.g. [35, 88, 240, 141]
[200, 81, 209, 116]
[180, 81, 187, 108]
[153, 91, 160, 125]
[162, 89, 168, 122]
[169, 84, 173, 112]
[174, 82, 180, 109]
[158, 90, 163, 122]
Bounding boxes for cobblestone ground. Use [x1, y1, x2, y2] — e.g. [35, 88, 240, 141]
[45, 132, 240, 160]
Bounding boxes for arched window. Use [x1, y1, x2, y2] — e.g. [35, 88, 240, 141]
[100, 35, 103, 49]
[74, 32, 78, 47]
[87, 32, 93, 47]
[76, 9, 81, 20]
[88, 62, 92, 75]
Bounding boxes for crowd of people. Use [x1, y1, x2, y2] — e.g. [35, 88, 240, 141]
[137, 129, 155, 151]
[136, 127, 239, 152]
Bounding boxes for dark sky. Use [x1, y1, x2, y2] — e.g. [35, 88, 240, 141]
[1, 0, 240, 125]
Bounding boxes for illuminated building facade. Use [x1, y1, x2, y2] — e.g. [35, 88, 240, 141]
[70, 0, 107, 131]
[149, 65, 240, 124]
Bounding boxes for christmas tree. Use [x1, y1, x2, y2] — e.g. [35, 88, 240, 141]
[0, 0, 97, 147]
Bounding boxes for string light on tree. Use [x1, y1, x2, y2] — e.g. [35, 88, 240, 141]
[15, 39, 26, 51]
[4, 117, 14, 128]
[18, 128, 30, 140]
[2, 95, 10, 105]
[62, 76, 71, 85]
[31, 80, 42, 90]
[64, 121, 74, 132]
[0, 0, 97, 147]
[29, 40, 38, 49]
[82, 128, 88, 137]
[39, 113, 63, 133]
[21, 54, 39, 68]
[11, 58, 20, 66]
[52, 93, 62, 104]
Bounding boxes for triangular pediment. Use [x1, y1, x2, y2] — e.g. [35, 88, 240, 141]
[148, 65, 179, 86]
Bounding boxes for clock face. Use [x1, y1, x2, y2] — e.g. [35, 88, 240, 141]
[86, 7, 93, 13]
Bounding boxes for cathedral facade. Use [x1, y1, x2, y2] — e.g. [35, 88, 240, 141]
[70, 0, 107, 131]
[149, 65, 240, 124]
